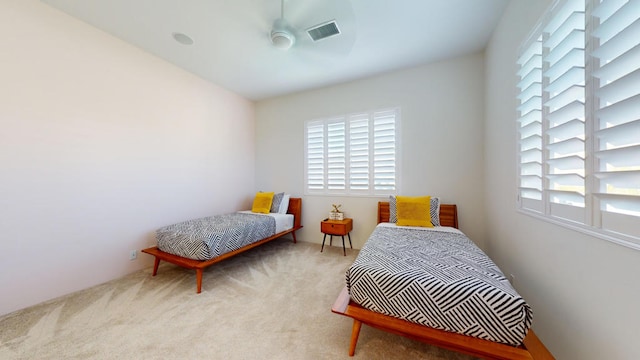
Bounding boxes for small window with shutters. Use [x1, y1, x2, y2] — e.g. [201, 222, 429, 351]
[516, 0, 640, 250]
[304, 108, 400, 196]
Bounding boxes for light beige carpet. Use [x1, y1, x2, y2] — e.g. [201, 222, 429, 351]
[0, 240, 475, 359]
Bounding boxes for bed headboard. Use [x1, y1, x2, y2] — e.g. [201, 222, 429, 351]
[286, 197, 302, 229]
[377, 201, 458, 229]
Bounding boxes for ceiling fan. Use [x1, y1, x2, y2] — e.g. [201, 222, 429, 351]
[268, 0, 356, 54]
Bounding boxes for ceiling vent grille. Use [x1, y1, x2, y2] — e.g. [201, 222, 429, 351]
[307, 20, 340, 41]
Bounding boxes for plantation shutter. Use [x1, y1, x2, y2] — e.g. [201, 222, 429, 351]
[349, 114, 370, 191]
[517, 33, 544, 212]
[543, 0, 587, 223]
[591, 0, 640, 238]
[305, 120, 325, 191]
[327, 118, 346, 190]
[304, 108, 398, 195]
[373, 109, 398, 193]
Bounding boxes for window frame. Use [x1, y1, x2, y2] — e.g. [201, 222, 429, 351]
[516, 0, 640, 251]
[304, 108, 401, 197]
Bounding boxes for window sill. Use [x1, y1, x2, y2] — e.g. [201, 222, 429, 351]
[517, 208, 640, 252]
[304, 192, 392, 199]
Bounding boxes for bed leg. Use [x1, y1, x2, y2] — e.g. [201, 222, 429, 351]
[196, 269, 203, 294]
[349, 319, 362, 356]
[292, 230, 297, 244]
[152, 257, 160, 276]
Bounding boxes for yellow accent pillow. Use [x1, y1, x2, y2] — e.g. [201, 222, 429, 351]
[396, 196, 433, 227]
[251, 192, 274, 214]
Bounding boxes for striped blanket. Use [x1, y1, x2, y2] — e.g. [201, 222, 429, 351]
[346, 225, 532, 346]
[156, 213, 276, 261]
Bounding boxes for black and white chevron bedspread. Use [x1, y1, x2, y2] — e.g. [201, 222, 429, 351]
[156, 213, 276, 261]
[346, 225, 532, 346]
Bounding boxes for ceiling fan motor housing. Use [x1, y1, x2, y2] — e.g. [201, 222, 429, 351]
[271, 18, 295, 50]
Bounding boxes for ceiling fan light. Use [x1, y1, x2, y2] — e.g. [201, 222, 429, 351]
[271, 30, 295, 50]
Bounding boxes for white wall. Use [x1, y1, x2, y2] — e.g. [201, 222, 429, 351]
[255, 53, 486, 251]
[0, 1, 255, 316]
[485, 1, 640, 359]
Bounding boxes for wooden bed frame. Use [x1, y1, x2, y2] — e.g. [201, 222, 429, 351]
[142, 197, 302, 293]
[331, 201, 554, 360]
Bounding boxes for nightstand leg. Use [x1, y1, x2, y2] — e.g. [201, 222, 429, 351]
[348, 233, 352, 249]
[321, 234, 327, 252]
[342, 236, 346, 256]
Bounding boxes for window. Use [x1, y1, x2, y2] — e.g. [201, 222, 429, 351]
[517, 0, 640, 249]
[304, 108, 400, 196]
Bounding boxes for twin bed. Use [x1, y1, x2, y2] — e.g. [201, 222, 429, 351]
[142, 197, 302, 293]
[332, 200, 554, 359]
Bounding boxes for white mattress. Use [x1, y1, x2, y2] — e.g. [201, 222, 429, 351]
[238, 211, 294, 233]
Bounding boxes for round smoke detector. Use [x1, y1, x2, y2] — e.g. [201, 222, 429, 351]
[172, 32, 194, 45]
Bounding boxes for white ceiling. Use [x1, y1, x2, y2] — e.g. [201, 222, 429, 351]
[41, 0, 509, 101]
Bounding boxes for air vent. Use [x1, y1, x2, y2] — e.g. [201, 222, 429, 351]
[307, 20, 340, 42]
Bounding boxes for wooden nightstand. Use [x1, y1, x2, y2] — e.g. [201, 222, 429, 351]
[321, 218, 353, 256]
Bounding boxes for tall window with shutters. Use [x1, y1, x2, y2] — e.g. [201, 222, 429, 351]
[517, 0, 640, 249]
[304, 108, 399, 196]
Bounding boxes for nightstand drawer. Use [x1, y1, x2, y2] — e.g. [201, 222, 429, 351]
[321, 219, 353, 235]
[322, 222, 345, 235]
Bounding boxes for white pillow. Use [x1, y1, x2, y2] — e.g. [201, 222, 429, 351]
[278, 194, 291, 214]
